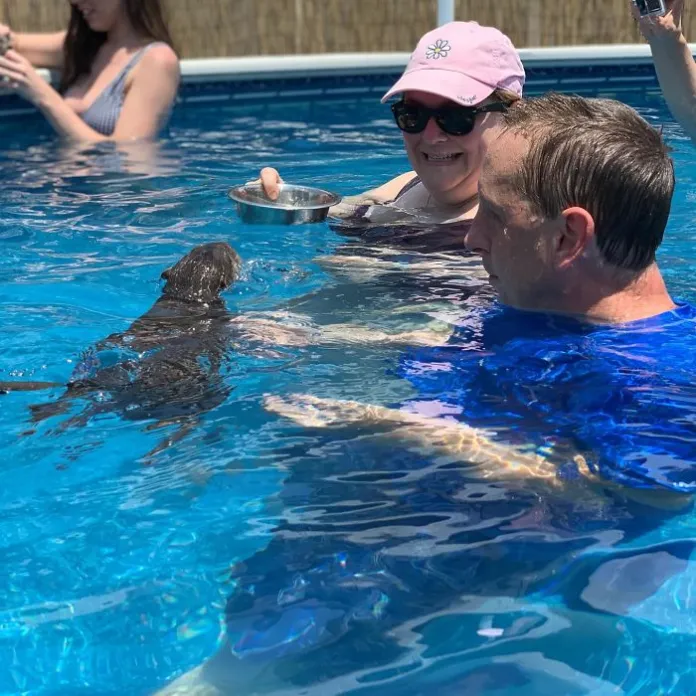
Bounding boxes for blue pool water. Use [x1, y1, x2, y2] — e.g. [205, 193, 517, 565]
[1, 76, 696, 695]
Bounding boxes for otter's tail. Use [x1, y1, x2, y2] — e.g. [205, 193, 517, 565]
[0, 381, 63, 394]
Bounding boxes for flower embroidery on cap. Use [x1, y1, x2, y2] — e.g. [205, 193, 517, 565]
[426, 39, 451, 60]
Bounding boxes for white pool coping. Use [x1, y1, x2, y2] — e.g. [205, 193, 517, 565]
[174, 44, 696, 83]
[21, 44, 696, 84]
[27, 43, 695, 86]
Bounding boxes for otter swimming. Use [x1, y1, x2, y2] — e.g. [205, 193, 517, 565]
[1, 242, 241, 458]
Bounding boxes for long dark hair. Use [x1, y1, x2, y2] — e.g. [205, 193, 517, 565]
[59, 0, 176, 93]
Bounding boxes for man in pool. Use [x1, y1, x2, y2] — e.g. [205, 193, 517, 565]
[158, 94, 696, 695]
[269, 92, 696, 497]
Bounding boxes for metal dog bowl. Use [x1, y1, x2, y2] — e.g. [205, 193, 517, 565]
[228, 183, 342, 225]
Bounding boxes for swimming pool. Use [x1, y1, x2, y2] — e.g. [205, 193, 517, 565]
[1, 57, 696, 695]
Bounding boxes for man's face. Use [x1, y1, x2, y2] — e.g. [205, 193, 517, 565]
[465, 130, 562, 310]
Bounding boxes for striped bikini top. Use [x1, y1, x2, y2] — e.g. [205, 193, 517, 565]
[80, 42, 169, 137]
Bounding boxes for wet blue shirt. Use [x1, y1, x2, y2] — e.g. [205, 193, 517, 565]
[220, 302, 696, 687]
[398, 301, 696, 493]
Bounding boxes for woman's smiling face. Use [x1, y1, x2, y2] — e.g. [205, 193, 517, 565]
[401, 90, 504, 208]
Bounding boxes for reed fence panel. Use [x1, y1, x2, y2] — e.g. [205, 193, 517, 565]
[2, 0, 691, 58]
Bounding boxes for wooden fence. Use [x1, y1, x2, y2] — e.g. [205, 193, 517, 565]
[2, 0, 692, 58]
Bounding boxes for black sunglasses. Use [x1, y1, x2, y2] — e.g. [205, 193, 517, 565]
[391, 100, 508, 136]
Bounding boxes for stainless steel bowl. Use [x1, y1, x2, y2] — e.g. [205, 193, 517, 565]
[228, 183, 342, 225]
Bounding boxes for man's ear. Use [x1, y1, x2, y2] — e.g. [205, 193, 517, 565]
[557, 207, 594, 269]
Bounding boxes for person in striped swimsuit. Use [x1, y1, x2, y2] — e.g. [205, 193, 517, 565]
[0, 0, 179, 141]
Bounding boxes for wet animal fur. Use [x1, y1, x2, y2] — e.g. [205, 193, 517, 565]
[1, 242, 241, 460]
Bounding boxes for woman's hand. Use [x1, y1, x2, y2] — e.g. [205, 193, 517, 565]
[632, 0, 685, 43]
[252, 167, 284, 201]
[0, 49, 49, 103]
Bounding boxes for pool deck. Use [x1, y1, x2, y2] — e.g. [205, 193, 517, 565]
[1, 44, 694, 117]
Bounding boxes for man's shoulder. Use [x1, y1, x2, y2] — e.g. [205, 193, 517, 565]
[610, 301, 696, 348]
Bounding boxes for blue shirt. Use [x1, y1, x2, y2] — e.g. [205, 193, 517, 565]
[398, 302, 696, 493]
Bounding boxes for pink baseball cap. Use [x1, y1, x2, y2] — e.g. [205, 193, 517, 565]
[382, 21, 525, 107]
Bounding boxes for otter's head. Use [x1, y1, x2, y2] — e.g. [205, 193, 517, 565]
[161, 242, 242, 304]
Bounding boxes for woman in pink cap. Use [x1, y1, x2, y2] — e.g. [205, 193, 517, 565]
[257, 21, 525, 252]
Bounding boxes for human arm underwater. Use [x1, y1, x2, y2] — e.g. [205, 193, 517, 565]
[264, 392, 693, 510]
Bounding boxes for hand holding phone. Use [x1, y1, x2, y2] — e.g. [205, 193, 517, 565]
[0, 31, 12, 57]
[631, 0, 684, 41]
[633, 0, 667, 17]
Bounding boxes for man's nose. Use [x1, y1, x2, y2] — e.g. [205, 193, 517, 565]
[464, 217, 486, 254]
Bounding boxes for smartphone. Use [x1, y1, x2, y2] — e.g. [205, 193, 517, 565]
[0, 33, 11, 56]
[633, 0, 667, 17]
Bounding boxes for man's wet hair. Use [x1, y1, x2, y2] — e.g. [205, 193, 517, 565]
[503, 93, 675, 271]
